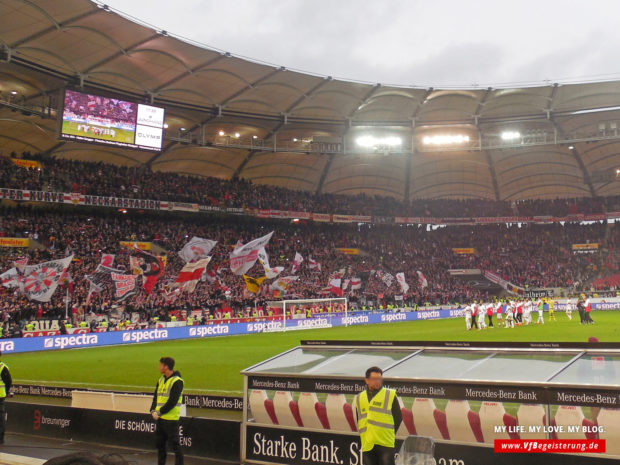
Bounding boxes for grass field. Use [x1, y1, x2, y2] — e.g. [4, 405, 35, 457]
[8, 312, 615, 397]
[61, 120, 135, 144]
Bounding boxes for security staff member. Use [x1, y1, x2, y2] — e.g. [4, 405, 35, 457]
[355, 367, 402, 465]
[150, 357, 184, 465]
[0, 351, 12, 444]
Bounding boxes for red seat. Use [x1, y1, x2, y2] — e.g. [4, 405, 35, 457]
[289, 401, 304, 427]
[343, 403, 357, 432]
[315, 402, 330, 429]
[434, 410, 450, 440]
[264, 399, 278, 425]
[401, 408, 416, 435]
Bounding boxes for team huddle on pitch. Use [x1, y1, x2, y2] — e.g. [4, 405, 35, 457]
[463, 295, 595, 330]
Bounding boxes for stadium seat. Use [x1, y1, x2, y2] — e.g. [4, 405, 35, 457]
[411, 398, 449, 440]
[596, 408, 620, 455]
[273, 391, 303, 427]
[554, 405, 594, 439]
[445, 400, 484, 443]
[397, 397, 414, 437]
[298, 392, 329, 430]
[249, 389, 278, 425]
[326, 394, 357, 432]
[479, 401, 518, 442]
[516, 404, 546, 439]
[71, 391, 114, 411]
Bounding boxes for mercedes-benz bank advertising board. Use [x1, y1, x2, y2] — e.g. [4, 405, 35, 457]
[241, 341, 620, 465]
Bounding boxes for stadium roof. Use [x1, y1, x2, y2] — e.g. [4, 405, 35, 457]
[1, 0, 619, 201]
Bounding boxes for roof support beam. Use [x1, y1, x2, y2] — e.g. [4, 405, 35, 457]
[316, 154, 335, 194]
[285, 77, 331, 115]
[550, 116, 596, 197]
[403, 153, 412, 201]
[82, 33, 160, 73]
[219, 67, 283, 107]
[232, 150, 257, 178]
[485, 150, 500, 201]
[153, 54, 226, 93]
[347, 83, 381, 119]
[10, 7, 101, 48]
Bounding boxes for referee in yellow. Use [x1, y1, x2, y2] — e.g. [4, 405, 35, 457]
[355, 367, 402, 465]
[150, 357, 184, 465]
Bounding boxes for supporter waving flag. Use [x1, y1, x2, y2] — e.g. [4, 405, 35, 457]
[417, 270, 428, 289]
[257, 247, 284, 279]
[18, 255, 73, 302]
[292, 252, 303, 274]
[396, 272, 410, 294]
[230, 231, 274, 275]
[111, 272, 139, 301]
[173, 257, 211, 293]
[178, 236, 217, 263]
[133, 249, 164, 294]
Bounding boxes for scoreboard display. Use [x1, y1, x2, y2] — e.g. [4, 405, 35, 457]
[60, 89, 165, 151]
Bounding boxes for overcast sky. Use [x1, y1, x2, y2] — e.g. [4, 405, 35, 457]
[104, 0, 620, 88]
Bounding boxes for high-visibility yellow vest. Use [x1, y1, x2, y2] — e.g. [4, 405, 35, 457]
[355, 387, 396, 451]
[186, 317, 194, 326]
[0, 362, 9, 398]
[156, 374, 184, 421]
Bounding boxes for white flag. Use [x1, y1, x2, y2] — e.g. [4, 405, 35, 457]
[308, 257, 321, 271]
[230, 231, 274, 275]
[417, 270, 428, 289]
[396, 272, 409, 294]
[0, 268, 19, 288]
[292, 252, 303, 274]
[258, 247, 284, 279]
[273, 275, 299, 291]
[19, 255, 73, 302]
[173, 257, 212, 293]
[350, 277, 362, 290]
[179, 237, 217, 263]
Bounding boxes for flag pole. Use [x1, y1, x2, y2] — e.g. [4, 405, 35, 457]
[65, 286, 69, 321]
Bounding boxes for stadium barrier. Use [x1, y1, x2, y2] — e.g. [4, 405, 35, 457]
[6, 401, 239, 461]
[1, 309, 467, 354]
[10, 384, 244, 411]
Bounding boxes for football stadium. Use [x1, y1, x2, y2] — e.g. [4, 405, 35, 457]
[1, 1, 620, 464]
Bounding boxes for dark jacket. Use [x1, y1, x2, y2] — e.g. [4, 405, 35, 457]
[150, 370, 183, 416]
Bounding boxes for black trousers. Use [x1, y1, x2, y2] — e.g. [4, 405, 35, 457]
[363, 445, 395, 465]
[487, 314, 493, 327]
[0, 399, 5, 442]
[156, 419, 183, 465]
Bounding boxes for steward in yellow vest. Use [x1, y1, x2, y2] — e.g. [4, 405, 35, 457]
[150, 357, 184, 465]
[354, 366, 402, 465]
[0, 354, 12, 444]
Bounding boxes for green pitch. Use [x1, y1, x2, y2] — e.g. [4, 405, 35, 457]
[62, 120, 135, 144]
[8, 312, 617, 396]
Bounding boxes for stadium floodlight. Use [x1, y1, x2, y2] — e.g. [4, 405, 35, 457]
[293, 138, 298, 142]
[234, 132, 240, 138]
[356, 135, 402, 147]
[180, 127, 186, 131]
[253, 135, 258, 139]
[218, 130, 225, 136]
[568, 145, 574, 150]
[422, 135, 470, 145]
[10, 91, 17, 95]
[501, 131, 520, 141]
[163, 123, 169, 129]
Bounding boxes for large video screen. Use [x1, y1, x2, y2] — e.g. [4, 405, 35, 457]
[60, 89, 165, 151]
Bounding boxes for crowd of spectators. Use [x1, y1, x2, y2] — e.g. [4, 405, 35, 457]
[1, 204, 617, 334]
[2, 152, 619, 218]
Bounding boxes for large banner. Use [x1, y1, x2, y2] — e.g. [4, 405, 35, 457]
[0, 237, 30, 247]
[2, 185, 620, 227]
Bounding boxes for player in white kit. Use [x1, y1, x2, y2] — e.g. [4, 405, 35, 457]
[523, 299, 533, 325]
[505, 302, 515, 328]
[478, 303, 487, 329]
[565, 298, 572, 320]
[464, 304, 473, 330]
